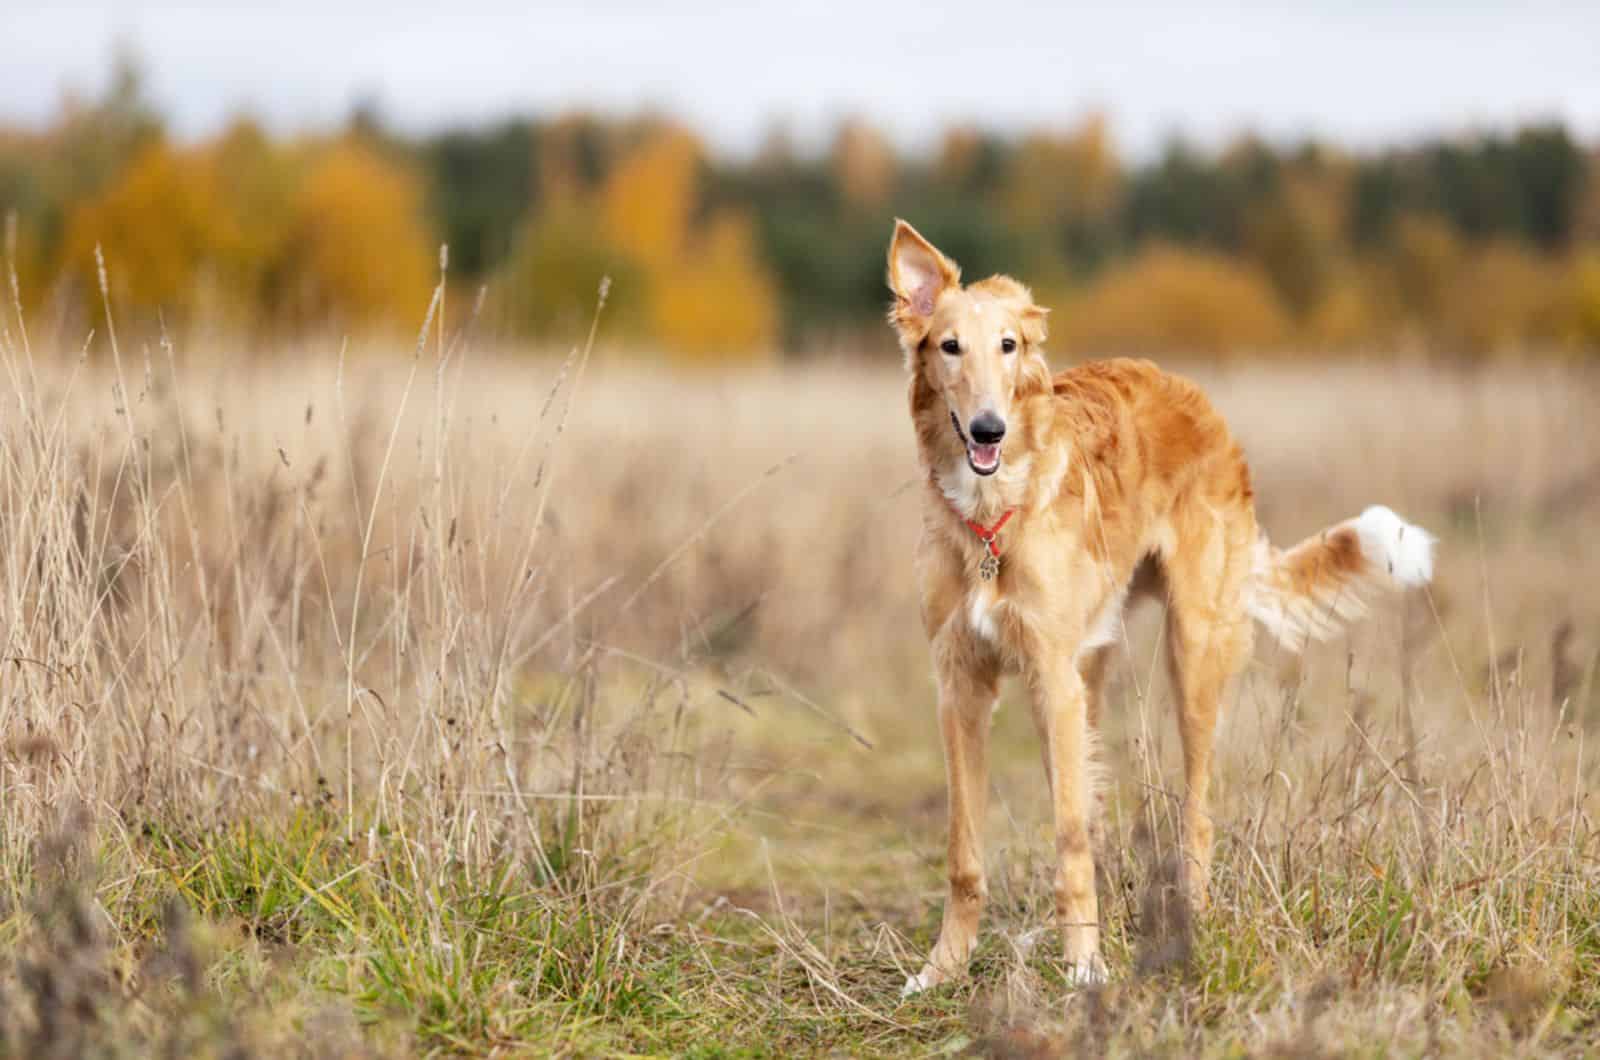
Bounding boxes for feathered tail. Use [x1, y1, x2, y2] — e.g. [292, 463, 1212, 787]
[1248, 505, 1435, 651]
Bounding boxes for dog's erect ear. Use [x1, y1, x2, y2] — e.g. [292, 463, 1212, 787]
[887, 219, 959, 348]
[1019, 302, 1048, 346]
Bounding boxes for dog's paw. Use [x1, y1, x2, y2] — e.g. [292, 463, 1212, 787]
[900, 966, 943, 998]
[1064, 953, 1109, 989]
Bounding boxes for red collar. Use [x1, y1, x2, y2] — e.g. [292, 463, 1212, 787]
[955, 506, 1015, 558]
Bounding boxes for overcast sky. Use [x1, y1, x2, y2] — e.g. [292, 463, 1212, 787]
[7, 1, 1599, 158]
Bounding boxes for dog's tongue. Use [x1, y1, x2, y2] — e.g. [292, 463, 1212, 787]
[970, 443, 1001, 471]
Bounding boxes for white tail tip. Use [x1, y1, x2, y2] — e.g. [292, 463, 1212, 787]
[1355, 505, 1435, 587]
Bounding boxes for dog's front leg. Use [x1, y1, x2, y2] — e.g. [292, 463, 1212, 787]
[1028, 659, 1107, 987]
[904, 645, 999, 997]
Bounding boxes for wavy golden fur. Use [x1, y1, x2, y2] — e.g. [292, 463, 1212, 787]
[887, 219, 1435, 993]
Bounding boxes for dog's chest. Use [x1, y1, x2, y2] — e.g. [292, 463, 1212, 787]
[966, 581, 1002, 645]
[961, 569, 1128, 656]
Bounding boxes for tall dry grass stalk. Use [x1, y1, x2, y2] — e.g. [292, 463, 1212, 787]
[1, 248, 729, 1049]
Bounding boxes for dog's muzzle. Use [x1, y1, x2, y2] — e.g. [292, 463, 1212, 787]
[951, 410, 1002, 476]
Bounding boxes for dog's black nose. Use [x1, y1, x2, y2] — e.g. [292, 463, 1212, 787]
[969, 413, 1006, 445]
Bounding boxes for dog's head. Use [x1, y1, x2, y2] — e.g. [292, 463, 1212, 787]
[887, 219, 1050, 476]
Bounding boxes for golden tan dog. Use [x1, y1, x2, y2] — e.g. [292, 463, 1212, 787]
[887, 220, 1434, 992]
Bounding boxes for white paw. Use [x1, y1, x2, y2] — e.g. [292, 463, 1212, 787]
[901, 969, 936, 998]
[1064, 954, 1109, 989]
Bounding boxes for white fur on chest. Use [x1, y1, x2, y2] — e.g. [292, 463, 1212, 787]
[966, 582, 1125, 655]
[939, 459, 983, 516]
[967, 580, 1001, 644]
[937, 454, 1032, 519]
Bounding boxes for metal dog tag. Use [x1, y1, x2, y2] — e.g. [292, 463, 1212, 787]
[978, 552, 1000, 581]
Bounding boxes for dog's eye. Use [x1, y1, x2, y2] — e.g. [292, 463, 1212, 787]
[940, 339, 960, 355]
[1001, 337, 1017, 353]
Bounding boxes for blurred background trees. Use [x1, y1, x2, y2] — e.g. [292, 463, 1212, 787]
[4, 56, 1600, 360]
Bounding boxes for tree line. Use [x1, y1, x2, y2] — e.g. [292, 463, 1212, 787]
[4, 59, 1599, 359]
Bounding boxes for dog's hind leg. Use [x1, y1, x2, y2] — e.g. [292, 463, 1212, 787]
[1028, 658, 1106, 986]
[1076, 644, 1114, 852]
[904, 649, 1000, 996]
[1078, 644, 1113, 734]
[1162, 521, 1254, 910]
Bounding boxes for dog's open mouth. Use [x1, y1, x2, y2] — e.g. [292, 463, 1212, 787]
[951, 411, 1001, 476]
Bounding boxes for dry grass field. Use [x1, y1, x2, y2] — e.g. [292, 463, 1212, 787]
[3, 285, 1600, 1056]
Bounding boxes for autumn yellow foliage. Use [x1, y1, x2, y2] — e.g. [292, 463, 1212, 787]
[63, 142, 252, 323]
[1056, 245, 1290, 357]
[601, 128, 699, 269]
[1246, 167, 1350, 316]
[280, 142, 435, 330]
[650, 213, 779, 360]
[1002, 117, 1119, 228]
[57, 133, 435, 335]
[1568, 252, 1600, 347]
[209, 119, 297, 285]
[499, 200, 645, 337]
[1303, 278, 1381, 351]
[508, 126, 779, 360]
[10, 79, 1594, 359]
[3, 207, 48, 313]
[1384, 214, 1463, 330]
[1441, 243, 1570, 356]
